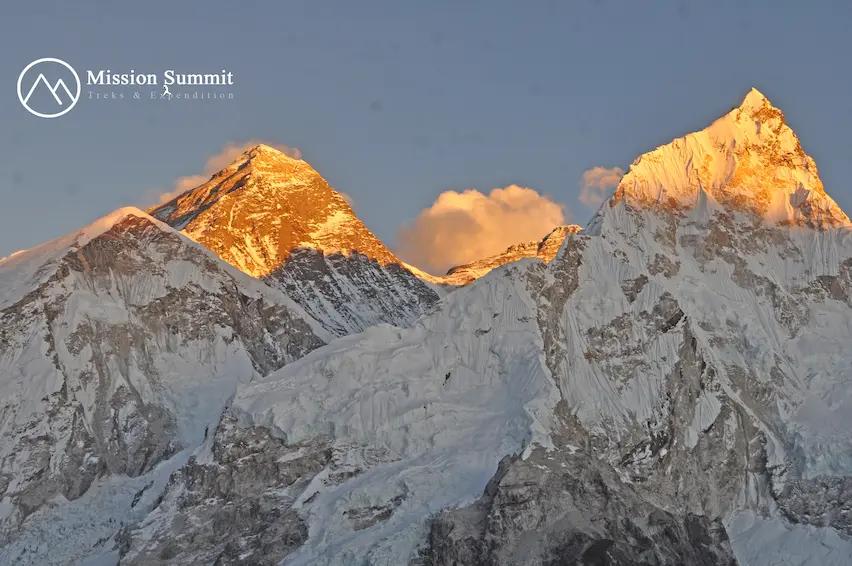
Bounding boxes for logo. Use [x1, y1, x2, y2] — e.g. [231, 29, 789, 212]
[15, 59, 235, 115]
[17, 58, 81, 118]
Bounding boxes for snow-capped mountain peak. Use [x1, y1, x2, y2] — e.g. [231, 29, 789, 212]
[150, 145, 402, 277]
[612, 88, 849, 228]
[739, 86, 771, 110]
[149, 144, 441, 336]
[0, 206, 327, 558]
[0, 207, 157, 309]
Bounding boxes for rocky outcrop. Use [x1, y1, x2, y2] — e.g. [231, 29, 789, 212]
[424, 447, 735, 566]
[776, 476, 852, 535]
[120, 416, 331, 565]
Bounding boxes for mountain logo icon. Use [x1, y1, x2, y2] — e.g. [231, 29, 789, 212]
[17, 58, 81, 118]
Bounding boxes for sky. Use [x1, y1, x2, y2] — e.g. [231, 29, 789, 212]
[2, 0, 852, 262]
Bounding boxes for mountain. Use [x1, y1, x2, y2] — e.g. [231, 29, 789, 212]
[610, 88, 849, 228]
[121, 89, 852, 565]
[443, 225, 582, 285]
[149, 145, 441, 336]
[4, 89, 851, 566]
[0, 208, 327, 562]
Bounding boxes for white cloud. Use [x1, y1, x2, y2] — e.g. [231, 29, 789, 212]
[145, 140, 301, 206]
[397, 185, 566, 274]
[579, 166, 624, 207]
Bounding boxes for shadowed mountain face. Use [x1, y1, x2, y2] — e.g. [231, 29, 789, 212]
[0, 209, 325, 550]
[149, 145, 441, 336]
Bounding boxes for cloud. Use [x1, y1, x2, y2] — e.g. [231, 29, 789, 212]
[579, 166, 624, 207]
[146, 140, 302, 206]
[397, 185, 566, 274]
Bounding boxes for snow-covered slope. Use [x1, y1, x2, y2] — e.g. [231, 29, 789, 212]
[122, 89, 852, 565]
[0, 208, 327, 563]
[442, 225, 582, 285]
[149, 145, 441, 336]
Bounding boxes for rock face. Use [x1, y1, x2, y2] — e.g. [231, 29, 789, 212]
[443, 225, 582, 285]
[0, 209, 326, 562]
[425, 449, 736, 566]
[149, 145, 441, 336]
[122, 90, 852, 566]
[119, 415, 332, 565]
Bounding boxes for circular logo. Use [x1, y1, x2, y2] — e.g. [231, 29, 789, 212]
[17, 58, 81, 118]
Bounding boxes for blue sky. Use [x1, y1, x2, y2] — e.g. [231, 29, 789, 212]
[2, 0, 851, 257]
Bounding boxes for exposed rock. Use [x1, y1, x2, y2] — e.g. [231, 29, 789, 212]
[776, 476, 852, 535]
[121, 415, 331, 565]
[424, 448, 736, 566]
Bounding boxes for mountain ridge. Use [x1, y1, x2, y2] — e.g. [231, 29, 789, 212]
[442, 224, 582, 285]
[3, 88, 852, 565]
